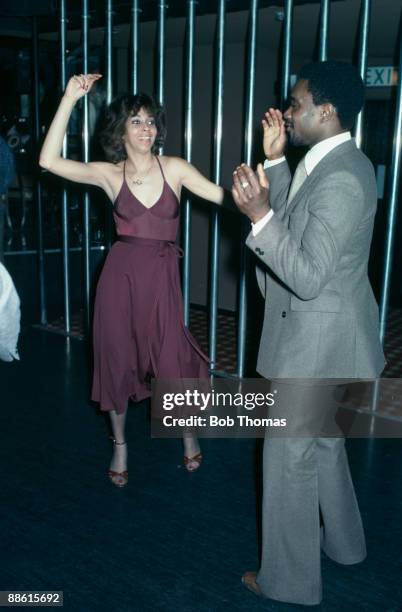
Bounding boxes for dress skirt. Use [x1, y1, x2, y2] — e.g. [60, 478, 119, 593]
[91, 236, 209, 414]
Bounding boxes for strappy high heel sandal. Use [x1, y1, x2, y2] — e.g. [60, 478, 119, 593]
[108, 440, 128, 488]
[183, 452, 203, 473]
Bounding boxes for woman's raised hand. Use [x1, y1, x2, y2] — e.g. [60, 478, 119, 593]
[262, 108, 287, 160]
[64, 73, 102, 102]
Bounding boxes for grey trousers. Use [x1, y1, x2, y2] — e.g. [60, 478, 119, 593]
[256, 383, 366, 606]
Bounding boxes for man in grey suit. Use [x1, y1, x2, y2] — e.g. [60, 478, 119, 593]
[232, 61, 385, 605]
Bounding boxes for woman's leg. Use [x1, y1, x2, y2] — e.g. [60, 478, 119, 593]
[108, 409, 128, 486]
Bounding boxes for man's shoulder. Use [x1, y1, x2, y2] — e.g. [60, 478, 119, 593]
[333, 140, 374, 171]
[315, 141, 375, 184]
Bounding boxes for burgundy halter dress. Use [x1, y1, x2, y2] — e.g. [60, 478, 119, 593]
[91, 157, 209, 414]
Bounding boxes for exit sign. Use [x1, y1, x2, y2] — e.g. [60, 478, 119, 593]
[366, 66, 398, 87]
[290, 66, 399, 91]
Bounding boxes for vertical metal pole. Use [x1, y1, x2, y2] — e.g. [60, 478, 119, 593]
[32, 17, 47, 325]
[156, 0, 167, 105]
[105, 0, 114, 251]
[379, 24, 402, 343]
[130, 0, 140, 94]
[281, 0, 293, 107]
[82, 0, 91, 331]
[60, 0, 71, 333]
[182, 0, 196, 326]
[209, 0, 226, 370]
[354, 0, 371, 149]
[105, 0, 113, 105]
[237, 0, 259, 377]
[318, 0, 330, 61]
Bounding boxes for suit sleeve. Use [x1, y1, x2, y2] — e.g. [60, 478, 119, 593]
[265, 160, 292, 220]
[246, 171, 366, 300]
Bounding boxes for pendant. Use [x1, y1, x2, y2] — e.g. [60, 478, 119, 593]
[132, 178, 143, 185]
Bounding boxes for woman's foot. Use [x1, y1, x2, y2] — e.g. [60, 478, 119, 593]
[183, 437, 202, 472]
[108, 440, 128, 487]
[183, 452, 203, 472]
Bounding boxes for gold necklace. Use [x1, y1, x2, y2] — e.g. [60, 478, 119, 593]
[129, 157, 154, 185]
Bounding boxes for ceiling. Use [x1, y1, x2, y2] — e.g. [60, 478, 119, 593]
[0, 0, 343, 18]
[0, 0, 343, 34]
[0, 0, 400, 61]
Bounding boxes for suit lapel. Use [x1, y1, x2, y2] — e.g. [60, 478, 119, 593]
[285, 139, 357, 216]
[286, 172, 314, 216]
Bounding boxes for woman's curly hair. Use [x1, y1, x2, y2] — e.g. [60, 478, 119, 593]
[99, 93, 166, 162]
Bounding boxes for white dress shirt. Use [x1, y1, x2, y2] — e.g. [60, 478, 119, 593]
[252, 131, 352, 236]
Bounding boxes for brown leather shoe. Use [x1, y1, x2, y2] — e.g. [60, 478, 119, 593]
[241, 571, 263, 597]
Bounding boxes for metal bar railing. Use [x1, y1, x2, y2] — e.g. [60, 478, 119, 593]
[355, 0, 371, 149]
[182, 0, 196, 326]
[281, 0, 294, 107]
[130, 0, 140, 94]
[105, 0, 114, 251]
[237, 0, 259, 377]
[379, 16, 402, 343]
[82, 0, 91, 331]
[105, 0, 114, 105]
[60, 0, 71, 332]
[156, 0, 167, 105]
[32, 16, 47, 325]
[318, 0, 330, 61]
[209, 0, 226, 371]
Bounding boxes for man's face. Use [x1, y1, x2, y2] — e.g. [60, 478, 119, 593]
[283, 79, 324, 147]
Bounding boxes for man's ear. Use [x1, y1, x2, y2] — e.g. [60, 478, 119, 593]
[320, 103, 336, 122]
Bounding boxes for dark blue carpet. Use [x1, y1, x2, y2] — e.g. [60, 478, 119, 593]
[0, 330, 401, 611]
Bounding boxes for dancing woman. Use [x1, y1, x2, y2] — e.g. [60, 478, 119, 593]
[39, 73, 223, 486]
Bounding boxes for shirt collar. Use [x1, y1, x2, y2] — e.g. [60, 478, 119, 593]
[304, 132, 352, 175]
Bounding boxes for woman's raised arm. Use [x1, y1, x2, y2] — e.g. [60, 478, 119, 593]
[39, 73, 113, 197]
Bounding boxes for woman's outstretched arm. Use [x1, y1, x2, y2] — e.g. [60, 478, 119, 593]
[39, 73, 113, 197]
[168, 157, 224, 205]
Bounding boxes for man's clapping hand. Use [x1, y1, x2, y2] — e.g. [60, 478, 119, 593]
[232, 163, 270, 223]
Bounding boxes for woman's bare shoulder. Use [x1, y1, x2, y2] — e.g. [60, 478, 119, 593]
[159, 155, 188, 174]
[159, 155, 185, 164]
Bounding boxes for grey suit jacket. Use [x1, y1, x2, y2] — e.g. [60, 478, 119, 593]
[246, 139, 385, 379]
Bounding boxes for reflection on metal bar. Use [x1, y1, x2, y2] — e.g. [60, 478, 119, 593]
[130, 0, 140, 93]
[182, 0, 196, 326]
[157, 1, 167, 105]
[82, 0, 91, 331]
[379, 22, 402, 343]
[209, 0, 226, 370]
[32, 16, 47, 325]
[60, 0, 71, 332]
[237, 0, 259, 377]
[281, 0, 293, 106]
[106, 0, 113, 104]
[318, 0, 330, 61]
[105, 0, 114, 250]
[354, 0, 371, 149]
[4, 245, 107, 257]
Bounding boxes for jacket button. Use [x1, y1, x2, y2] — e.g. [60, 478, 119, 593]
[281, 311, 286, 318]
